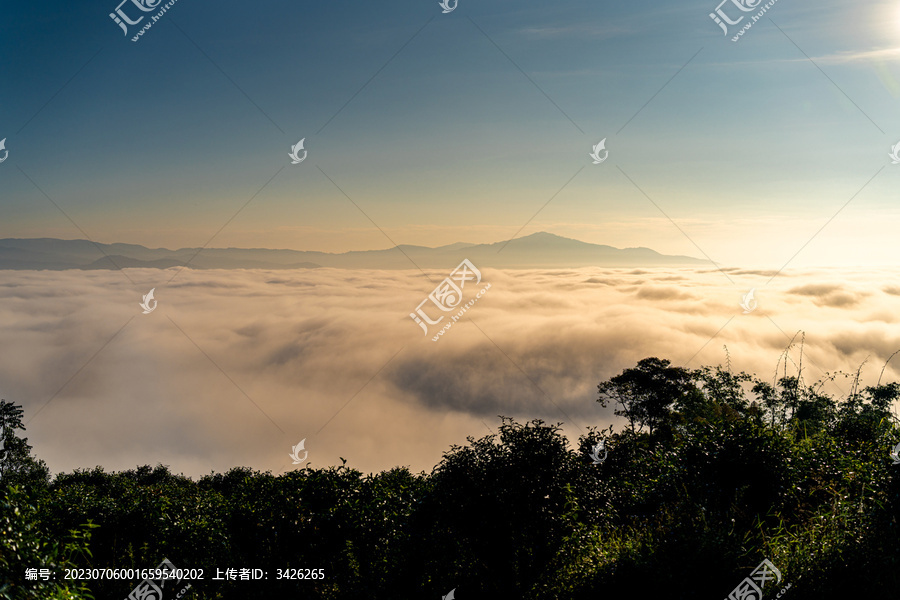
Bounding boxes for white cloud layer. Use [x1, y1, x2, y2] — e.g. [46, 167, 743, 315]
[1, 265, 898, 479]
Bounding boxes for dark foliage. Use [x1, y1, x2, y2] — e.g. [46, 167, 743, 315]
[2, 351, 900, 599]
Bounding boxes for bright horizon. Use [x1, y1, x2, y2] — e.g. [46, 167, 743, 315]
[1, 227, 897, 270]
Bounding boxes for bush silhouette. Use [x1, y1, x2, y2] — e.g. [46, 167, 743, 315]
[3, 350, 900, 599]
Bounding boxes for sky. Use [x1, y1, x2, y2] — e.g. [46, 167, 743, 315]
[1, 0, 899, 267]
[2, 0, 900, 477]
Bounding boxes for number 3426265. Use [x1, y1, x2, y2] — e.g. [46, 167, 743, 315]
[276, 568, 325, 580]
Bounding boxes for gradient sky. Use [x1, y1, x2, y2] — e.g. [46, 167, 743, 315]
[2, 0, 900, 269]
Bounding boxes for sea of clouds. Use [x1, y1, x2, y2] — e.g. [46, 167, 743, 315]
[1, 265, 898, 478]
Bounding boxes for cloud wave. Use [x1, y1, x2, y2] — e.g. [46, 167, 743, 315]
[0, 266, 898, 478]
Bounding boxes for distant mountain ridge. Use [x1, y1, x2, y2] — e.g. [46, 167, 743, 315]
[0, 233, 708, 271]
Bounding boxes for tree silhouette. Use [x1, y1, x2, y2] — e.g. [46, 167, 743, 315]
[596, 357, 697, 436]
[0, 400, 49, 491]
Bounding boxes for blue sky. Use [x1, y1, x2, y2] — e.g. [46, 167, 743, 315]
[2, 0, 900, 267]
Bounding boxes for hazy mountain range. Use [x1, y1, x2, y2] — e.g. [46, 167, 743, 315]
[0, 233, 708, 270]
